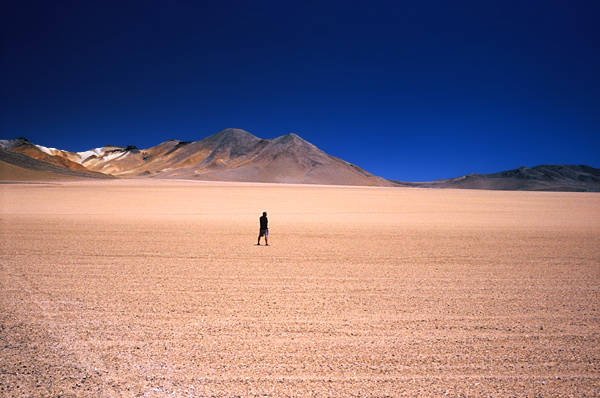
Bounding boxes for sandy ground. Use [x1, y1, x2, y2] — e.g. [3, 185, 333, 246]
[1, 180, 599, 397]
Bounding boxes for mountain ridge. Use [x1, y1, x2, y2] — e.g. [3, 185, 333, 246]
[2, 131, 599, 191]
[0, 130, 392, 186]
[392, 164, 600, 192]
[0, 147, 114, 181]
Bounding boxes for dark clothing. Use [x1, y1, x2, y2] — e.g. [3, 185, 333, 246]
[259, 215, 268, 230]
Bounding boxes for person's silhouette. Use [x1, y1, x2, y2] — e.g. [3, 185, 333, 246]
[257, 211, 269, 246]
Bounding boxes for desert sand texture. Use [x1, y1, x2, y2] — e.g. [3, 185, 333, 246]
[1, 180, 599, 397]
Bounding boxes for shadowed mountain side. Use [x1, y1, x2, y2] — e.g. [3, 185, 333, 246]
[393, 165, 600, 192]
[0, 148, 114, 181]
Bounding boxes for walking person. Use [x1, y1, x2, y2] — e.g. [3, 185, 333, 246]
[257, 211, 269, 246]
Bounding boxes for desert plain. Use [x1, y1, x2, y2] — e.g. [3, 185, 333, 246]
[0, 180, 599, 397]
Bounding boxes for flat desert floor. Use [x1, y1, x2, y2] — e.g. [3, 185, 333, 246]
[1, 180, 599, 397]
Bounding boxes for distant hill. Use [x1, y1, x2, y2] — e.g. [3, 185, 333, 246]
[393, 165, 600, 192]
[0, 130, 392, 186]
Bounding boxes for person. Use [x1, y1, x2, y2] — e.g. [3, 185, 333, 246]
[257, 211, 269, 246]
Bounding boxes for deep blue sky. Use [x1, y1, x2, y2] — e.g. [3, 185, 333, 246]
[1, 0, 598, 181]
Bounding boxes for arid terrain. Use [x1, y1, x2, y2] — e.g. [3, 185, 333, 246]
[1, 180, 599, 397]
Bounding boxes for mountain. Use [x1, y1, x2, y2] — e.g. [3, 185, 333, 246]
[120, 129, 392, 186]
[0, 147, 114, 181]
[392, 165, 600, 192]
[0, 130, 392, 186]
[0, 138, 90, 171]
[3, 132, 598, 191]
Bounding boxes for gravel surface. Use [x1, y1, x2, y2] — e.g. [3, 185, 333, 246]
[1, 181, 599, 397]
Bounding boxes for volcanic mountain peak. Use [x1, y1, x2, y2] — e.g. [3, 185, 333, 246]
[271, 133, 312, 147]
[201, 128, 258, 147]
[277, 132, 301, 140]
[215, 128, 257, 139]
[272, 133, 326, 155]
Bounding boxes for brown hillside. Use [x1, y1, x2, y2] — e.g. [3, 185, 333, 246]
[10, 142, 91, 171]
[0, 148, 114, 181]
